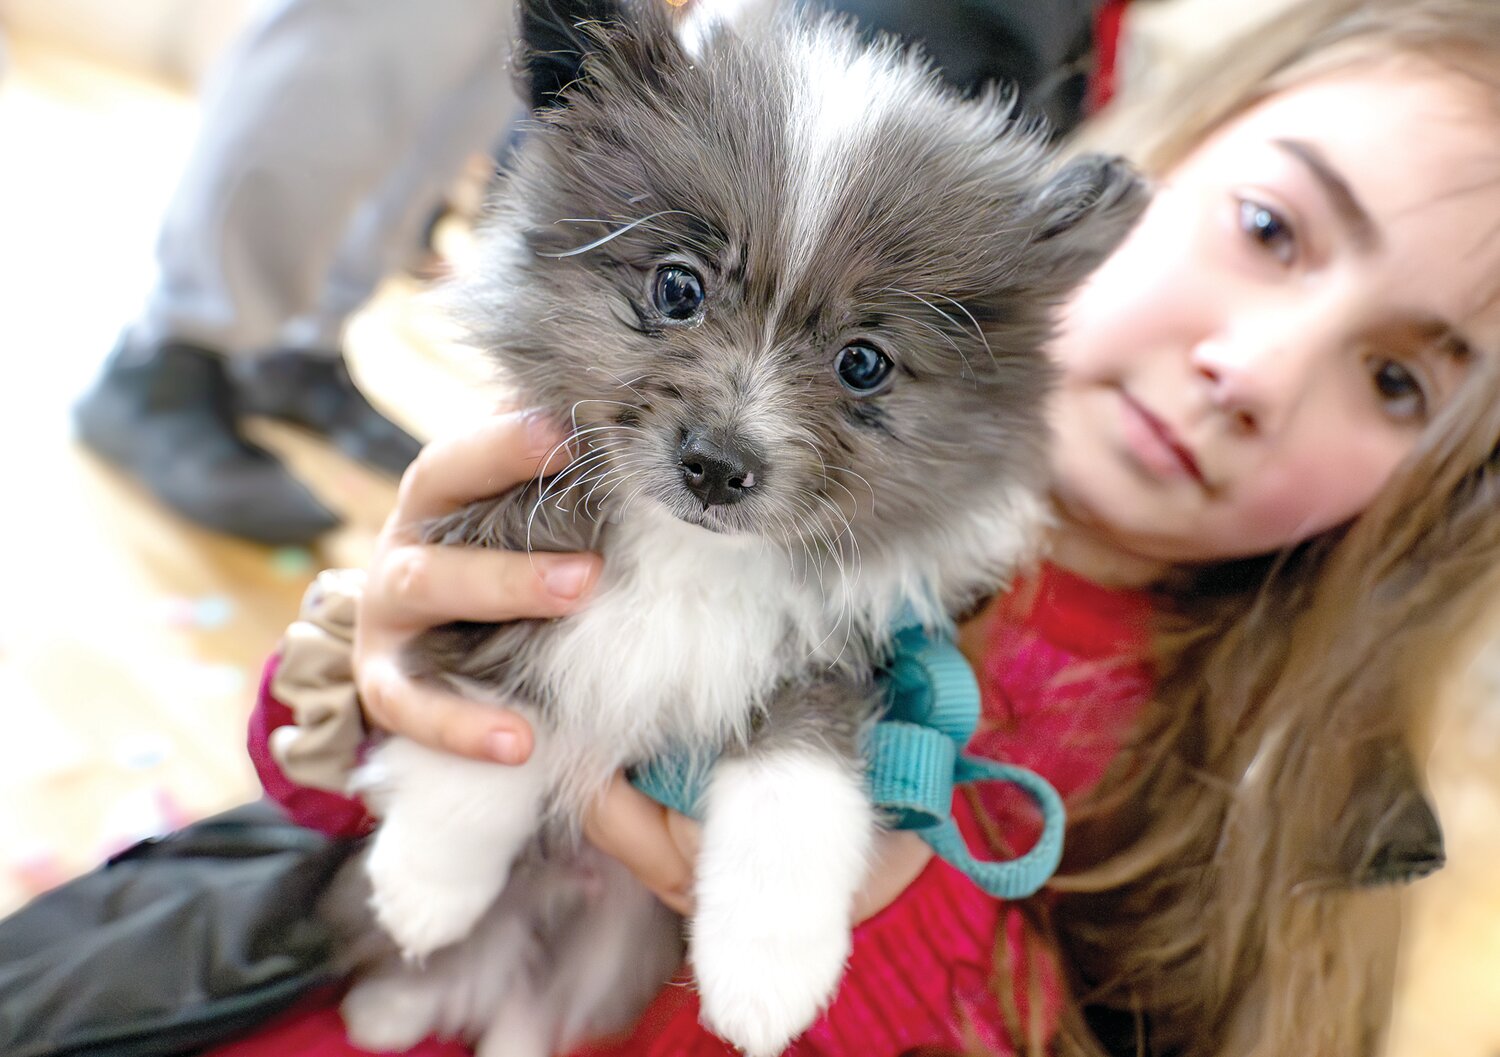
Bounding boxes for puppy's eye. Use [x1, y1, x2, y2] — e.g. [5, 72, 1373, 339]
[835, 343, 895, 396]
[652, 266, 705, 322]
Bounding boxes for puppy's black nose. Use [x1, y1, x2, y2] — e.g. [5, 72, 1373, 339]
[678, 429, 765, 507]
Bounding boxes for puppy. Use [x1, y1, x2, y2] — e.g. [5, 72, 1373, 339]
[335, 1, 1145, 1054]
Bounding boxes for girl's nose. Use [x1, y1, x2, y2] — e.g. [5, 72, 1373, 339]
[1190, 324, 1320, 438]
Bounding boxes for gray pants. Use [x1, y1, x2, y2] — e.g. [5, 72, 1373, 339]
[134, 0, 520, 357]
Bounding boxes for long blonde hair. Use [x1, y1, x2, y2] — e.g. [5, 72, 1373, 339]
[1025, 2, 1500, 1054]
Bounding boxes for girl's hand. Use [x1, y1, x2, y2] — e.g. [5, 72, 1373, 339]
[584, 773, 934, 920]
[353, 409, 603, 765]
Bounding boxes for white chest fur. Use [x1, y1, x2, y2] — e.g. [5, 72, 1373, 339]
[537, 504, 824, 760]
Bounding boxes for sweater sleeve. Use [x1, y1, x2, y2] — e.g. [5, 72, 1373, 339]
[248, 652, 375, 838]
[247, 567, 377, 839]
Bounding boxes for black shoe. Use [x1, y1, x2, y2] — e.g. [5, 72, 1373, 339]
[73, 340, 342, 546]
[236, 350, 423, 479]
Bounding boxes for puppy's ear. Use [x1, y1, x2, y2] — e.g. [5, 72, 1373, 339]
[518, 0, 629, 110]
[515, 0, 772, 112]
[1029, 154, 1149, 286]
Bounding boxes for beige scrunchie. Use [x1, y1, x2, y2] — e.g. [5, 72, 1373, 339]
[268, 567, 368, 793]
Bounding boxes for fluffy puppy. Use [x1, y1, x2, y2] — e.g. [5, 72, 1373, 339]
[335, 1, 1145, 1054]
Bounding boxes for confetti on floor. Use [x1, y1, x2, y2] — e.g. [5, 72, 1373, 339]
[270, 546, 316, 579]
[154, 596, 198, 628]
[155, 594, 237, 630]
[113, 731, 173, 771]
[192, 595, 235, 630]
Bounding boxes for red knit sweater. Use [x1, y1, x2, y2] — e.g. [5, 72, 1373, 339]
[225, 565, 1152, 1057]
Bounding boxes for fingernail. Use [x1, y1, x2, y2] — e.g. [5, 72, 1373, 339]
[487, 730, 523, 765]
[544, 559, 594, 600]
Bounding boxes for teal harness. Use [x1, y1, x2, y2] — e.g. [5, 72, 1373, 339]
[628, 617, 1067, 900]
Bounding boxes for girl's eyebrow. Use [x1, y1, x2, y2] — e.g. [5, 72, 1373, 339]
[1384, 315, 1478, 371]
[1414, 315, 1476, 363]
[1271, 137, 1380, 251]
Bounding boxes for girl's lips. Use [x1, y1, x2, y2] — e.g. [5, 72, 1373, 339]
[1118, 390, 1208, 486]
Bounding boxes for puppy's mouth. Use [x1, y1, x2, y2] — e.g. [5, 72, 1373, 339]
[677, 502, 741, 533]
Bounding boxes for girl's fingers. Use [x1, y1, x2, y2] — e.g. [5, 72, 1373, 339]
[358, 657, 535, 765]
[390, 410, 574, 533]
[372, 544, 602, 626]
[585, 773, 698, 916]
[582, 776, 931, 921]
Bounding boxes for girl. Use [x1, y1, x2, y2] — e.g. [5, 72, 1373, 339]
[238, 0, 1500, 1054]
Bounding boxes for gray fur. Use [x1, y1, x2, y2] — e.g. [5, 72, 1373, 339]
[420, 0, 1145, 702]
[334, 1, 1146, 1052]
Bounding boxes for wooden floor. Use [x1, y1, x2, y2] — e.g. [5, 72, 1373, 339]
[0, 30, 1495, 1057]
[0, 36, 498, 907]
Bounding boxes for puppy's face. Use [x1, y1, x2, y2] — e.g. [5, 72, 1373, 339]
[465, 0, 1145, 555]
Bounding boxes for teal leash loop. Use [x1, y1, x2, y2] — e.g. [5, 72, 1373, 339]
[872, 615, 1066, 899]
[627, 614, 1067, 900]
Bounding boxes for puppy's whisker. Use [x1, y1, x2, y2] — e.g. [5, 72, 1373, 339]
[885, 287, 979, 382]
[587, 459, 650, 510]
[583, 366, 649, 400]
[537, 448, 612, 499]
[885, 310, 970, 369]
[779, 505, 824, 606]
[825, 477, 861, 517]
[566, 409, 644, 438]
[628, 220, 719, 258]
[834, 466, 878, 517]
[763, 508, 802, 587]
[538, 210, 697, 258]
[535, 422, 632, 484]
[570, 399, 643, 413]
[790, 495, 851, 624]
[793, 436, 831, 493]
[805, 489, 862, 643]
[814, 492, 861, 580]
[525, 446, 620, 555]
[595, 461, 652, 510]
[920, 290, 997, 368]
[547, 452, 618, 512]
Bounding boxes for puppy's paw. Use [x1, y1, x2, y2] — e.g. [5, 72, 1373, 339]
[341, 974, 439, 1052]
[691, 751, 873, 1054]
[366, 845, 502, 959]
[692, 912, 850, 1057]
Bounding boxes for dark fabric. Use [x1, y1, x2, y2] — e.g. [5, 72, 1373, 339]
[827, 0, 1103, 133]
[0, 800, 358, 1057]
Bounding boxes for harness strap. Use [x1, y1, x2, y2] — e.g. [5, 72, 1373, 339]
[628, 618, 1067, 900]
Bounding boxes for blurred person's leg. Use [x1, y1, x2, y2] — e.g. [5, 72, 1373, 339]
[74, 0, 515, 545]
[239, 48, 523, 476]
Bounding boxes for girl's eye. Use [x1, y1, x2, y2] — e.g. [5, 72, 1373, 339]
[1238, 199, 1297, 266]
[652, 266, 705, 322]
[1369, 357, 1428, 421]
[835, 342, 896, 396]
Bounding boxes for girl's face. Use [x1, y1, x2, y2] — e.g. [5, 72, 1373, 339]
[1049, 63, 1500, 577]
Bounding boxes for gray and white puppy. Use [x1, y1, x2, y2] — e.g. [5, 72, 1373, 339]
[336, 1, 1144, 1054]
